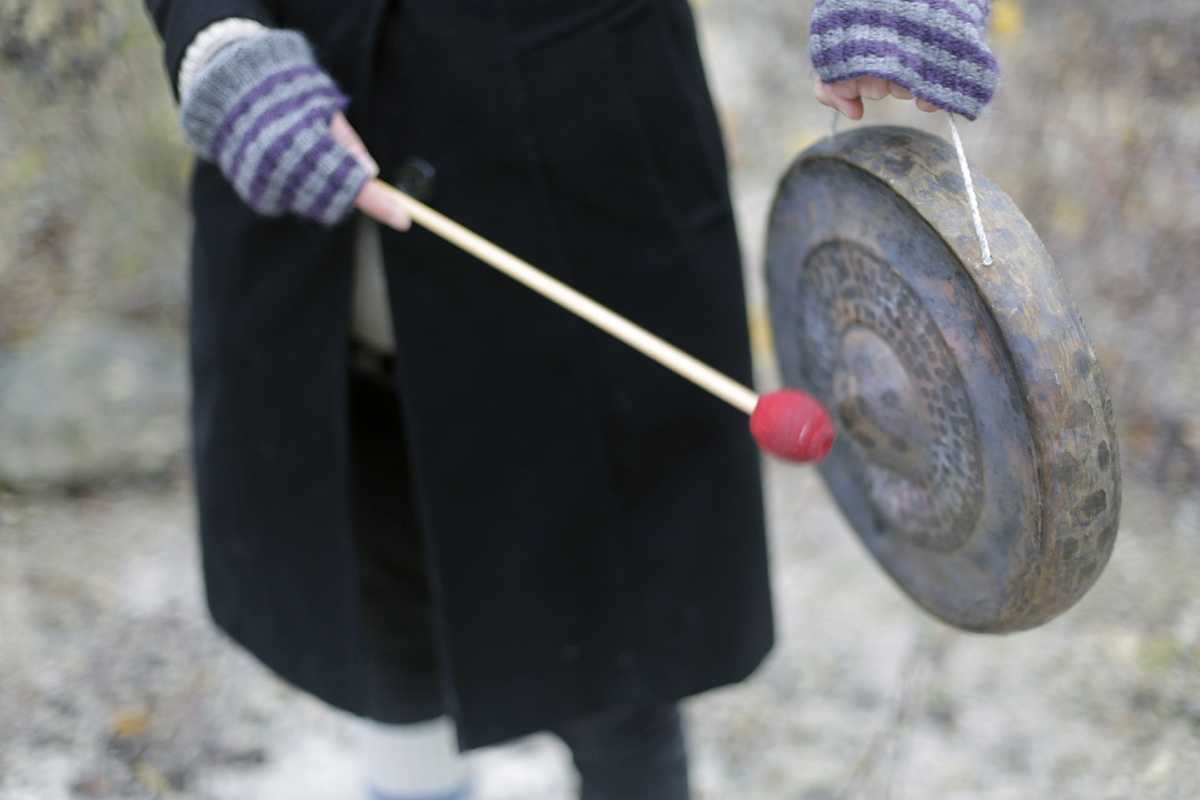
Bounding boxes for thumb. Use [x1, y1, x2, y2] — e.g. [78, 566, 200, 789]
[329, 112, 380, 177]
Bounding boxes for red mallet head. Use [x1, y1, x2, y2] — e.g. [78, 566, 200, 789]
[749, 389, 835, 463]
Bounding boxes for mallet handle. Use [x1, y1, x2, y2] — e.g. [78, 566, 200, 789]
[372, 179, 760, 415]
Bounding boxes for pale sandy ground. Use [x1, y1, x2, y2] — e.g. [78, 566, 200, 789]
[3, 1, 1200, 798]
[3, 469, 1198, 799]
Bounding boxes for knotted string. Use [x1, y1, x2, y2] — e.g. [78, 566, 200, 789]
[946, 112, 993, 265]
[826, 107, 993, 266]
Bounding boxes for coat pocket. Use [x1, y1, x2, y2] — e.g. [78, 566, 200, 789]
[515, 0, 729, 238]
[606, 0, 730, 230]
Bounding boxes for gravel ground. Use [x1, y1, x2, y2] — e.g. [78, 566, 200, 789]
[2, 470, 1198, 799]
[3, 1, 1199, 798]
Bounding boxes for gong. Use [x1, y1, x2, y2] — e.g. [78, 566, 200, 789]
[765, 126, 1120, 632]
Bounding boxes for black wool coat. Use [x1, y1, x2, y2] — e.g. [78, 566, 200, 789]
[146, 0, 773, 748]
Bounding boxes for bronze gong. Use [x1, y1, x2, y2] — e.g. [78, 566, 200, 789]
[765, 126, 1120, 632]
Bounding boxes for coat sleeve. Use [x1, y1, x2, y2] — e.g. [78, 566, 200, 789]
[144, 0, 279, 98]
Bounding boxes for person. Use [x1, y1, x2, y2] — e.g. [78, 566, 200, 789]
[142, 1, 997, 797]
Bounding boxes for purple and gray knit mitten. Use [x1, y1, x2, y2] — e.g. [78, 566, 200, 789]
[810, 0, 999, 120]
[178, 30, 369, 225]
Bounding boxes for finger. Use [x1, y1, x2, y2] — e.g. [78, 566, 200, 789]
[888, 82, 913, 100]
[814, 79, 864, 120]
[330, 112, 380, 176]
[916, 97, 941, 113]
[355, 179, 411, 231]
[830, 79, 862, 100]
[812, 78, 838, 107]
[835, 94, 864, 120]
[857, 77, 890, 101]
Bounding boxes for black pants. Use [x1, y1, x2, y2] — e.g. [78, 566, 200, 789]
[348, 363, 690, 799]
[554, 703, 691, 800]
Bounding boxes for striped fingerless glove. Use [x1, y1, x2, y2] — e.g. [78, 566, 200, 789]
[810, 0, 1000, 120]
[178, 30, 369, 225]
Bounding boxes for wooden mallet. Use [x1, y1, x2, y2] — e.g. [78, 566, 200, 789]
[366, 179, 834, 463]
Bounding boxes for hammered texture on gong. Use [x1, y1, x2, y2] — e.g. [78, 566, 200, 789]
[801, 241, 984, 551]
[765, 126, 1120, 631]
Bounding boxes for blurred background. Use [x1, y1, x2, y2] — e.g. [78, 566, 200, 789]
[1, 0, 1197, 797]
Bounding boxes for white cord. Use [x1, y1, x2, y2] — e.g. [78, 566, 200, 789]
[946, 113, 993, 265]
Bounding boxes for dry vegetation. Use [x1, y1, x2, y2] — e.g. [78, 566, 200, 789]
[0, 0, 190, 345]
[1, 0, 1196, 490]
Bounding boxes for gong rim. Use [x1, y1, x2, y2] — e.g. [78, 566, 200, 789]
[765, 125, 1121, 632]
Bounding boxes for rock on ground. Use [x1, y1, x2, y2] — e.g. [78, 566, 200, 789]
[0, 319, 187, 491]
